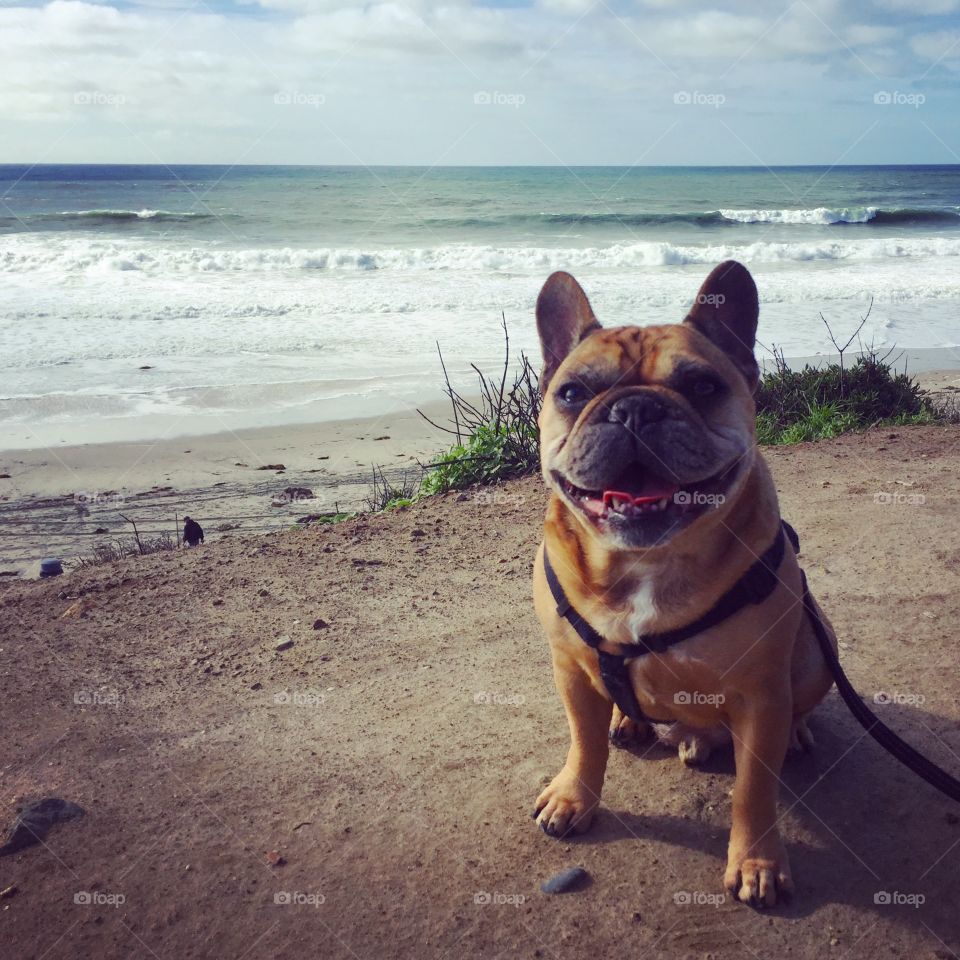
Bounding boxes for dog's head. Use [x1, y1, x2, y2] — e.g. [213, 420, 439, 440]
[536, 260, 760, 551]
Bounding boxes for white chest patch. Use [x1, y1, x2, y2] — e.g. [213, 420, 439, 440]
[626, 580, 658, 639]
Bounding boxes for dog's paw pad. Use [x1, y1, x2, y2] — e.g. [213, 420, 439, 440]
[534, 771, 598, 838]
[724, 853, 793, 909]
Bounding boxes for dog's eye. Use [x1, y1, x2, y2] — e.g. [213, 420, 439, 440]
[556, 383, 587, 406]
[692, 379, 716, 397]
[686, 376, 725, 400]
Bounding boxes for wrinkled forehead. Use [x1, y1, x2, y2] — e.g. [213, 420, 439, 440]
[557, 323, 718, 386]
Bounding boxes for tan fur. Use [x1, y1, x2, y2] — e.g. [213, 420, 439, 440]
[531, 264, 837, 909]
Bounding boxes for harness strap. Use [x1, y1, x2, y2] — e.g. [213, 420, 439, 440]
[615, 524, 786, 658]
[542, 523, 787, 723]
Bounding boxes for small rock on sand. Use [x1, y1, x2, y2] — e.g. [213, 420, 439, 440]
[274, 637, 295, 652]
[0, 798, 85, 857]
[540, 866, 590, 895]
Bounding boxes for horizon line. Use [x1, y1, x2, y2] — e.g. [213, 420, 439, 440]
[1, 161, 959, 170]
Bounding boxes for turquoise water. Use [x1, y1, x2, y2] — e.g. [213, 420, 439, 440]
[4, 164, 960, 245]
[1, 164, 959, 446]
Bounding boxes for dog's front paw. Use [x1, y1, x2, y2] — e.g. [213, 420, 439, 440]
[533, 768, 600, 838]
[724, 840, 793, 908]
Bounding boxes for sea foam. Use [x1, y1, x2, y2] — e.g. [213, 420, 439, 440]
[4, 234, 960, 277]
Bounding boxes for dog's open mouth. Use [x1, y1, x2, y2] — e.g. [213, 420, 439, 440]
[554, 463, 736, 526]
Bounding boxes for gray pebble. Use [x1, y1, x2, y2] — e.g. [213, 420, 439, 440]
[540, 866, 590, 894]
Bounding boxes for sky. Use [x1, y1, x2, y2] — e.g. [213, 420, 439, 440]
[1, 0, 958, 165]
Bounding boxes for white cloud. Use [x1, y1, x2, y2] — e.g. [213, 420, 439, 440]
[290, 3, 525, 59]
[874, 0, 960, 14]
[0, 0, 956, 163]
[911, 29, 960, 60]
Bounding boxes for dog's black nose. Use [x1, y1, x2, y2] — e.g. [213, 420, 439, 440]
[608, 393, 667, 433]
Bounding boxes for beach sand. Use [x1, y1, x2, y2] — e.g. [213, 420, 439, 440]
[2, 360, 958, 576]
[0, 399, 456, 573]
[1, 424, 959, 958]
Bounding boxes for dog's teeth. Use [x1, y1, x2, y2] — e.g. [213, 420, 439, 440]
[658, 497, 669, 510]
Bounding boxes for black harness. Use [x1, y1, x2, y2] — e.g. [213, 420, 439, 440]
[543, 522, 792, 725]
[542, 520, 960, 803]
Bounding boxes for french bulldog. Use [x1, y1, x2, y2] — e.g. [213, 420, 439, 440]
[531, 261, 836, 908]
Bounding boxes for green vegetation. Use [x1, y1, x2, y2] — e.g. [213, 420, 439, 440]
[755, 350, 945, 446]
[364, 465, 419, 512]
[417, 319, 541, 494]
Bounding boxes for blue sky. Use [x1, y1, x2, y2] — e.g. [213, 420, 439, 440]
[1, 0, 958, 164]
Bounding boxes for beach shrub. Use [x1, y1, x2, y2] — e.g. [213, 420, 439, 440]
[75, 533, 175, 567]
[420, 421, 539, 494]
[364, 465, 420, 512]
[417, 318, 541, 494]
[755, 350, 943, 445]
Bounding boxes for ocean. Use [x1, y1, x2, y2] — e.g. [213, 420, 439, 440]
[2, 164, 959, 449]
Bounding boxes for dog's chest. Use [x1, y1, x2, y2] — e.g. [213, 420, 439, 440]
[615, 580, 724, 712]
[624, 580, 658, 639]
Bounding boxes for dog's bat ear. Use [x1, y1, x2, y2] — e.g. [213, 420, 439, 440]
[684, 260, 760, 392]
[536, 271, 601, 391]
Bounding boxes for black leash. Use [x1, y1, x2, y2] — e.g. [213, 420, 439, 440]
[799, 570, 960, 802]
[544, 521, 960, 803]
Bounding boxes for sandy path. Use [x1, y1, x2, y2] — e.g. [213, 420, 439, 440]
[1, 425, 959, 959]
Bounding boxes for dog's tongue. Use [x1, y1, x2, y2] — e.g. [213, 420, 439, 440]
[576, 476, 679, 517]
[603, 476, 678, 505]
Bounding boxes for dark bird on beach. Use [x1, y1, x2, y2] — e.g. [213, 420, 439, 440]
[183, 516, 204, 547]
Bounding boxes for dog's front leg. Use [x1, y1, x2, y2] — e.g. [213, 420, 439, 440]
[534, 647, 612, 837]
[724, 692, 794, 907]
